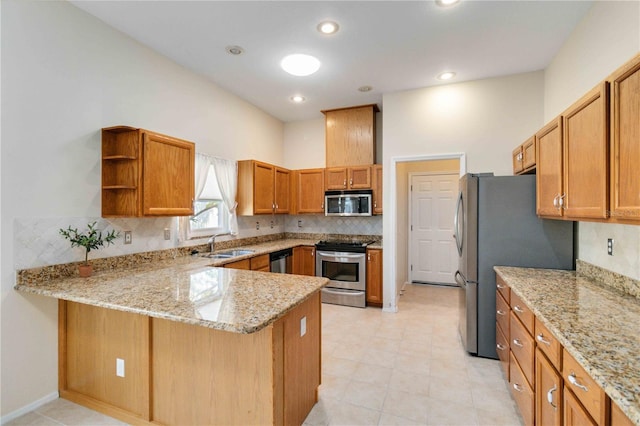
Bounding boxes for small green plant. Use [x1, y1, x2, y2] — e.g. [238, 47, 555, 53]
[59, 222, 119, 265]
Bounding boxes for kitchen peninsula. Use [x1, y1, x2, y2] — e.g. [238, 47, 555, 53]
[15, 254, 328, 426]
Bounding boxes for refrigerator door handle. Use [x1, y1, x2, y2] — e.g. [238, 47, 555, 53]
[454, 191, 464, 256]
[454, 270, 465, 288]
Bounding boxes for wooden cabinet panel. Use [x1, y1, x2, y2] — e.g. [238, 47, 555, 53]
[366, 249, 383, 306]
[496, 323, 510, 381]
[372, 164, 383, 214]
[535, 317, 562, 371]
[323, 104, 377, 167]
[536, 118, 564, 218]
[325, 166, 372, 190]
[224, 259, 251, 270]
[293, 246, 315, 276]
[611, 401, 635, 426]
[349, 166, 372, 189]
[563, 349, 609, 425]
[562, 82, 610, 219]
[513, 146, 524, 174]
[251, 254, 270, 271]
[237, 160, 291, 215]
[509, 352, 535, 426]
[564, 387, 597, 426]
[522, 137, 536, 170]
[294, 169, 325, 214]
[536, 348, 563, 426]
[102, 126, 194, 217]
[325, 167, 349, 190]
[510, 312, 535, 387]
[609, 54, 640, 222]
[274, 167, 291, 214]
[496, 274, 510, 304]
[510, 292, 534, 335]
[496, 292, 509, 340]
[254, 161, 276, 214]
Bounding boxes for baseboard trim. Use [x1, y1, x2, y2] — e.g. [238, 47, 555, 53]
[1, 391, 59, 424]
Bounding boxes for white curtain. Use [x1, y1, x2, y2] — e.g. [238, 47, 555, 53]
[195, 153, 214, 201]
[211, 157, 239, 235]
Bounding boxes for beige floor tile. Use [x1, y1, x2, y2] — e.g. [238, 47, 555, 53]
[394, 353, 430, 375]
[303, 398, 332, 426]
[382, 388, 430, 423]
[353, 363, 394, 385]
[35, 399, 126, 426]
[388, 369, 430, 396]
[377, 411, 425, 426]
[323, 355, 360, 378]
[342, 379, 388, 411]
[360, 347, 398, 369]
[425, 398, 479, 426]
[332, 341, 367, 362]
[5, 412, 61, 426]
[427, 375, 474, 407]
[319, 373, 351, 401]
[476, 406, 523, 426]
[326, 400, 381, 426]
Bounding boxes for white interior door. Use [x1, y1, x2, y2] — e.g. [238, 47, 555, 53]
[410, 173, 458, 285]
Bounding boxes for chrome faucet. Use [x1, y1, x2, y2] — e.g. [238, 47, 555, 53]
[207, 232, 231, 253]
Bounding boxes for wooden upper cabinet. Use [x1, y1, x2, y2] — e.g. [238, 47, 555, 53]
[294, 169, 325, 214]
[562, 82, 610, 219]
[522, 137, 536, 170]
[513, 146, 524, 174]
[323, 104, 378, 167]
[372, 164, 383, 215]
[536, 118, 564, 218]
[326, 166, 372, 190]
[102, 126, 195, 217]
[237, 160, 291, 215]
[609, 53, 640, 222]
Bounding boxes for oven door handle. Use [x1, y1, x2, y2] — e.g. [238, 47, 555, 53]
[322, 288, 365, 296]
[317, 251, 365, 259]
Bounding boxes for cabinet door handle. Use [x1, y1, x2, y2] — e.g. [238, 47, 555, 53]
[349, 178, 353, 186]
[374, 201, 377, 208]
[558, 194, 565, 208]
[553, 195, 559, 208]
[367, 253, 371, 261]
[496, 343, 506, 351]
[311, 250, 314, 257]
[547, 385, 558, 409]
[496, 283, 506, 289]
[512, 339, 524, 348]
[321, 203, 324, 209]
[568, 373, 588, 392]
[536, 333, 551, 346]
[496, 310, 506, 316]
[513, 383, 524, 393]
[513, 305, 525, 314]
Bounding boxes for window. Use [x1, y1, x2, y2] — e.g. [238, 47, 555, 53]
[187, 165, 229, 239]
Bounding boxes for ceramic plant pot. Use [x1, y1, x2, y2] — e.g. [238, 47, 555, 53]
[78, 264, 93, 278]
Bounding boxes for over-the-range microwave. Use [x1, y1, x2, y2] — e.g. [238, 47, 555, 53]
[324, 190, 372, 216]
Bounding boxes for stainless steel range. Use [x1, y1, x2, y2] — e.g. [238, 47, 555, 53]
[315, 240, 371, 308]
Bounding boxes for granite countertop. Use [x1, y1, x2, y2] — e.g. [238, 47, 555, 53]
[15, 239, 327, 334]
[494, 266, 640, 425]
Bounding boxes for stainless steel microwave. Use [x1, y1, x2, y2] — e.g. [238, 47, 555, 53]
[324, 190, 372, 216]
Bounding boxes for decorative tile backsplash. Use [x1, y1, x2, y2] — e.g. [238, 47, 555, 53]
[14, 213, 381, 270]
[578, 222, 640, 281]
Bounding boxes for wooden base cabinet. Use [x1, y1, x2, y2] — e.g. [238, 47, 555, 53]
[59, 293, 321, 425]
[293, 246, 315, 276]
[366, 248, 383, 307]
[536, 348, 563, 426]
[564, 388, 597, 426]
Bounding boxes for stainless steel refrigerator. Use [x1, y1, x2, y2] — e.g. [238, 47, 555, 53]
[454, 173, 574, 359]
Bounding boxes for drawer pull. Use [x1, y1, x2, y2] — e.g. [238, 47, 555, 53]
[496, 309, 506, 316]
[513, 383, 524, 393]
[547, 385, 558, 409]
[497, 284, 506, 289]
[536, 333, 551, 346]
[512, 339, 524, 348]
[568, 372, 589, 392]
[496, 343, 506, 351]
[513, 306, 525, 314]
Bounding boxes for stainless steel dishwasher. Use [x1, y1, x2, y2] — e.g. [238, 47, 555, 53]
[269, 248, 293, 273]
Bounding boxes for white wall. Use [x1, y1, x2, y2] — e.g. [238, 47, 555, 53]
[544, 0, 640, 280]
[381, 71, 545, 310]
[283, 118, 325, 169]
[1, 0, 284, 416]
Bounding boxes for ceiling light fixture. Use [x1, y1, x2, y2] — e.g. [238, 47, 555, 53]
[290, 95, 306, 103]
[437, 71, 456, 81]
[317, 21, 340, 35]
[435, 0, 460, 7]
[225, 45, 244, 55]
[358, 86, 373, 92]
[280, 54, 321, 76]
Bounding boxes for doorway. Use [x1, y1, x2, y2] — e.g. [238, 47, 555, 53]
[409, 172, 458, 285]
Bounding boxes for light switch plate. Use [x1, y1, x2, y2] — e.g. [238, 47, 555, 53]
[300, 316, 306, 337]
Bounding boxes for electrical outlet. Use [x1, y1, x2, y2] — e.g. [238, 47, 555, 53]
[270, 220, 274, 229]
[124, 231, 132, 245]
[300, 316, 306, 337]
[256, 222, 260, 230]
[298, 220, 302, 228]
[607, 238, 614, 256]
[116, 358, 125, 377]
[164, 228, 171, 240]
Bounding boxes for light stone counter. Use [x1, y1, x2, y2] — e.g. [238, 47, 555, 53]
[494, 266, 640, 425]
[15, 239, 327, 334]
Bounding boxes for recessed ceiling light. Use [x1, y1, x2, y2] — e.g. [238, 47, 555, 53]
[280, 54, 321, 76]
[358, 86, 373, 92]
[290, 95, 306, 103]
[225, 45, 244, 55]
[437, 71, 456, 81]
[435, 0, 460, 7]
[317, 21, 340, 35]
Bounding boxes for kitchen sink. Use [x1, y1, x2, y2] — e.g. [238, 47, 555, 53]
[201, 249, 255, 259]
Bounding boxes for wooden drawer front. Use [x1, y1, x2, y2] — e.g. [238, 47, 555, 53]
[224, 259, 251, 270]
[534, 317, 562, 371]
[496, 274, 510, 304]
[563, 349, 609, 425]
[496, 323, 510, 381]
[523, 137, 536, 170]
[565, 387, 597, 426]
[510, 312, 535, 387]
[496, 292, 510, 338]
[535, 348, 563, 426]
[509, 352, 535, 426]
[510, 292, 534, 335]
[250, 254, 270, 271]
[611, 402, 635, 426]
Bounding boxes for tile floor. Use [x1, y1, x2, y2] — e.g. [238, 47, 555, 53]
[6, 284, 522, 426]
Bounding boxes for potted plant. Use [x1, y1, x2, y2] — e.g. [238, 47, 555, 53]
[59, 221, 119, 277]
